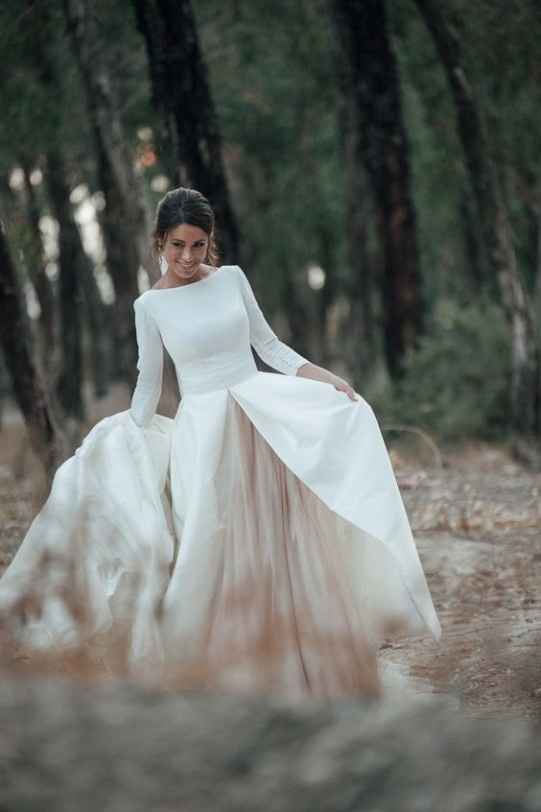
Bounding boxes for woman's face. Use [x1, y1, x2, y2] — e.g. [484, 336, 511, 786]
[162, 223, 209, 281]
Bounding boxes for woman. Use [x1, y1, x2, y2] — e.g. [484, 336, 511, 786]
[0, 187, 441, 697]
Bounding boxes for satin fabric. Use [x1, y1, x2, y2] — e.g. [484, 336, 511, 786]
[0, 265, 441, 695]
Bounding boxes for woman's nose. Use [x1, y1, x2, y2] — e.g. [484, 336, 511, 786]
[182, 247, 192, 260]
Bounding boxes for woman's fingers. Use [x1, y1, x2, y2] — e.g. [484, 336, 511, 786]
[334, 381, 357, 400]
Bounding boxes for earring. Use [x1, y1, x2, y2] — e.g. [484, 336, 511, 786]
[159, 254, 168, 275]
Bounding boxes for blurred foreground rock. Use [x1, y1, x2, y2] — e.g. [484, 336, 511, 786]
[1, 676, 541, 811]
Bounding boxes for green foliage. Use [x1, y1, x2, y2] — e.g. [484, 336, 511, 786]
[195, 0, 347, 305]
[378, 297, 512, 439]
[1, 0, 540, 438]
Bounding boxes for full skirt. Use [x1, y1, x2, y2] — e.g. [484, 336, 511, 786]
[0, 372, 441, 697]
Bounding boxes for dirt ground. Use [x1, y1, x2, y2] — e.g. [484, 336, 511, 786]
[382, 440, 541, 725]
[1, 397, 540, 724]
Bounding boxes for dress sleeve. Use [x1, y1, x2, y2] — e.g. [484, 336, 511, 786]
[129, 298, 164, 428]
[235, 265, 309, 376]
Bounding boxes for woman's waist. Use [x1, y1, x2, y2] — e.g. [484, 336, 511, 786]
[176, 354, 258, 395]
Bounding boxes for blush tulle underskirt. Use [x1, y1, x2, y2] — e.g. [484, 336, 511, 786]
[164, 398, 381, 697]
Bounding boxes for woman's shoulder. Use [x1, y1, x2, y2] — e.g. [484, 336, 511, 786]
[134, 265, 242, 305]
[150, 263, 230, 291]
[133, 290, 152, 308]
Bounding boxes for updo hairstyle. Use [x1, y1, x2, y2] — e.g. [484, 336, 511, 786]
[152, 187, 219, 266]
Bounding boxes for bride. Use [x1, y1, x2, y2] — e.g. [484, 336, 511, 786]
[0, 187, 441, 697]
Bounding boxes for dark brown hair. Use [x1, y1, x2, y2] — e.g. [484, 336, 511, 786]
[152, 187, 219, 266]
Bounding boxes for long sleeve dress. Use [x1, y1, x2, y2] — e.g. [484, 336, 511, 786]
[0, 264, 441, 697]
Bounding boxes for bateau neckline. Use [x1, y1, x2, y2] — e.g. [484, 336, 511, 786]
[148, 265, 225, 293]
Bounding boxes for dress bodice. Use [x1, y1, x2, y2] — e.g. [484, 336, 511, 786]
[130, 265, 309, 427]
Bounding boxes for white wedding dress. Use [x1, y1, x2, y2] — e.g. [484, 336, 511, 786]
[0, 265, 441, 696]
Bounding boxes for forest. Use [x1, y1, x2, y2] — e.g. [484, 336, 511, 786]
[1, 0, 540, 479]
[1, 0, 541, 740]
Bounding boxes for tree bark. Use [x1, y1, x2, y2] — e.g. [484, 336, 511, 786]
[63, 0, 150, 386]
[46, 151, 111, 404]
[22, 5, 112, 404]
[330, 0, 425, 379]
[524, 174, 541, 434]
[77, 256, 111, 401]
[132, 0, 240, 264]
[414, 0, 539, 435]
[0, 223, 66, 484]
[340, 94, 377, 376]
[45, 150, 85, 424]
[459, 188, 484, 292]
[19, 162, 57, 361]
[24, 10, 113, 416]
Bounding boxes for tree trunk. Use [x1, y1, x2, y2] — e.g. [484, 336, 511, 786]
[459, 187, 484, 292]
[132, 0, 240, 264]
[63, 0, 150, 387]
[46, 151, 111, 405]
[0, 223, 66, 484]
[330, 0, 425, 379]
[19, 162, 58, 362]
[78, 256, 111, 401]
[340, 94, 377, 377]
[45, 149, 86, 424]
[414, 0, 539, 435]
[21, 6, 112, 406]
[525, 174, 541, 434]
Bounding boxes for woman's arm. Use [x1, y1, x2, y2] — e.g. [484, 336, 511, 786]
[235, 265, 309, 376]
[236, 266, 357, 400]
[130, 298, 164, 427]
